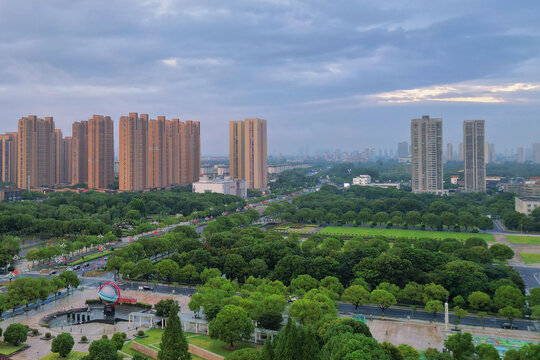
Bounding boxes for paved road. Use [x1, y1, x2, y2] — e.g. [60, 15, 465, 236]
[512, 266, 540, 293]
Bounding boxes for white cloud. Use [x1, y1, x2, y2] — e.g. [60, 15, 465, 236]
[371, 81, 540, 104]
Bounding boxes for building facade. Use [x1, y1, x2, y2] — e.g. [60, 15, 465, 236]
[119, 113, 200, 191]
[54, 129, 65, 184]
[397, 141, 409, 158]
[446, 143, 453, 162]
[515, 197, 540, 215]
[463, 120, 486, 192]
[411, 115, 444, 194]
[192, 177, 247, 199]
[88, 115, 114, 189]
[0, 133, 17, 184]
[229, 118, 267, 190]
[71, 120, 88, 185]
[64, 137, 72, 184]
[17, 116, 55, 189]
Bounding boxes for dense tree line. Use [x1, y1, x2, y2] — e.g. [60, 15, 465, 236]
[264, 185, 504, 231]
[0, 188, 243, 239]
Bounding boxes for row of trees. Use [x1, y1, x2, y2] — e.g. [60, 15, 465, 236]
[0, 271, 80, 315]
[0, 188, 244, 238]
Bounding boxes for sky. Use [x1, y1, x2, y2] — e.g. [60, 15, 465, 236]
[1, 0, 540, 156]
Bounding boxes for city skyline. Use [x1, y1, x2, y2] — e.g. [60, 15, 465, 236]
[1, 2, 540, 155]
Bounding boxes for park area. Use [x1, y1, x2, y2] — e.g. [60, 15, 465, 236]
[120, 328, 258, 359]
[506, 235, 540, 245]
[519, 253, 540, 264]
[318, 226, 494, 241]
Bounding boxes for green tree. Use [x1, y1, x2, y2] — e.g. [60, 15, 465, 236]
[453, 306, 468, 329]
[425, 300, 444, 320]
[489, 244, 514, 263]
[3, 323, 27, 346]
[398, 344, 420, 360]
[405, 211, 422, 226]
[477, 311, 487, 328]
[120, 261, 137, 280]
[370, 289, 396, 315]
[155, 259, 180, 283]
[110, 332, 126, 351]
[494, 285, 525, 310]
[288, 289, 337, 326]
[320, 276, 344, 297]
[422, 283, 449, 303]
[86, 339, 119, 360]
[373, 212, 390, 225]
[498, 306, 521, 327]
[382, 342, 404, 360]
[155, 299, 180, 317]
[136, 259, 155, 281]
[399, 282, 423, 305]
[59, 271, 80, 294]
[289, 275, 319, 296]
[468, 291, 491, 311]
[475, 343, 500, 360]
[158, 304, 190, 360]
[52, 332, 75, 358]
[224, 254, 248, 280]
[209, 305, 254, 349]
[178, 264, 199, 285]
[273, 319, 320, 360]
[444, 332, 474, 360]
[227, 348, 261, 360]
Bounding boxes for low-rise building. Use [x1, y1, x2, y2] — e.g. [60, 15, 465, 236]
[352, 175, 400, 189]
[0, 188, 22, 202]
[515, 197, 540, 215]
[353, 175, 371, 185]
[192, 177, 247, 199]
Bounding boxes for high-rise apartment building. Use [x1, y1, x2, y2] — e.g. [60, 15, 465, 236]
[64, 137, 72, 184]
[463, 120, 486, 192]
[147, 116, 167, 189]
[54, 129, 65, 184]
[458, 142, 464, 161]
[446, 143, 453, 162]
[180, 120, 201, 186]
[229, 118, 267, 190]
[72, 121, 88, 185]
[119, 113, 199, 191]
[17, 116, 55, 189]
[88, 115, 114, 189]
[397, 141, 409, 158]
[410, 115, 443, 194]
[119, 113, 148, 191]
[0, 133, 17, 184]
[533, 143, 540, 164]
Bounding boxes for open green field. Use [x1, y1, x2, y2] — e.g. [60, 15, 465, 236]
[506, 235, 540, 245]
[120, 328, 257, 359]
[41, 351, 87, 360]
[0, 342, 27, 355]
[519, 253, 540, 264]
[70, 250, 113, 265]
[319, 226, 494, 241]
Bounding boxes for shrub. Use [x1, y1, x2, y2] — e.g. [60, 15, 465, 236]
[45, 332, 52, 339]
[137, 330, 145, 337]
[32, 329, 39, 335]
[102, 334, 108, 339]
[4, 323, 27, 346]
[81, 336, 88, 342]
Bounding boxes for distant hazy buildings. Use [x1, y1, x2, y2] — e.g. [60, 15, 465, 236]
[517, 147, 525, 163]
[397, 141, 409, 158]
[463, 120, 486, 192]
[411, 115, 444, 194]
[229, 118, 267, 190]
[446, 143, 453, 162]
[458, 142, 464, 161]
[119, 113, 200, 192]
[533, 143, 540, 164]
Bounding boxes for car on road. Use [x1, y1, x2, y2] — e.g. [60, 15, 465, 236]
[82, 263, 90, 268]
[141, 285, 154, 291]
[50, 270, 57, 275]
[73, 265, 81, 270]
[501, 323, 518, 330]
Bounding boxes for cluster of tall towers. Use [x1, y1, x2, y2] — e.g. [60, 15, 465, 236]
[119, 113, 200, 191]
[411, 115, 485, 194]
[229, 118, 267, 190]
[0, 113, 200, 191]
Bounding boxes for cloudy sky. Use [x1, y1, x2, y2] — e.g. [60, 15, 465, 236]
[1, 0, 540, 156]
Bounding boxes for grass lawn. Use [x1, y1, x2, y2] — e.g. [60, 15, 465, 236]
[41, 351, 87, 360]
[70, 250, 113, 265]
[519, 253, 540, 264]
[319, 226, 494, 242]
[187, 334, 258, 357]
[0, 342, 27, 355]
[506, 235, 540, 245]
[120, 329, 256, 359]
